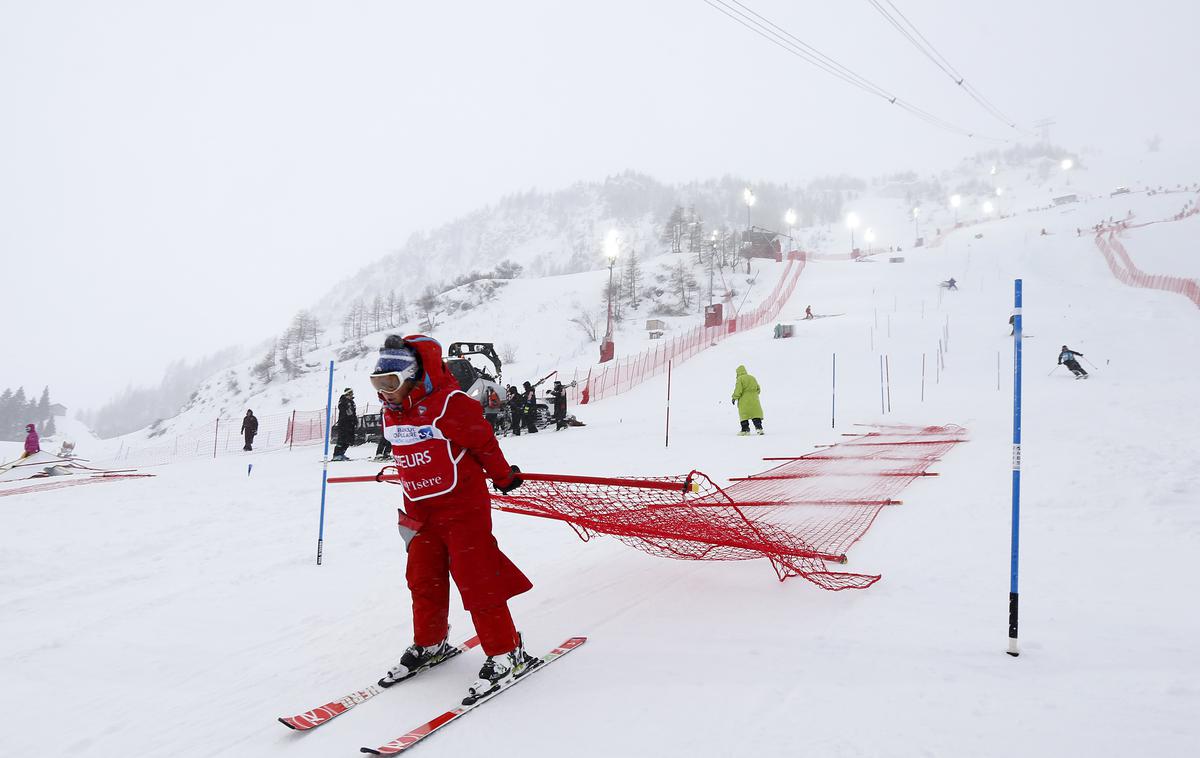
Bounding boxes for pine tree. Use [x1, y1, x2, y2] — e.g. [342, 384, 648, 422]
[623, 248, 642, 309]
[38, 386, 50, 425]
[252, 342, 277, 384]
[660, 206, 685, 248]
[0, 388, 13, 440]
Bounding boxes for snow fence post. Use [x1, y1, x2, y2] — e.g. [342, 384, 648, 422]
[664, 359, 672, 447]
[316, 360, 335, 566]
[885, 355, 891, 413]
[1008, 279, 1023, 657]
[831, 353, 836, 428]
[878, 355, 885, 414]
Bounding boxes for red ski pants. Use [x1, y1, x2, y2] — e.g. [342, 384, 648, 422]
[404, 510, 527, 656]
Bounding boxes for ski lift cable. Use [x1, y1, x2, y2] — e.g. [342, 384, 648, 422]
[868, 0, 1017, 127]
[865, 0, 1035, 136]
[725, 0, 894, 99]
[703, 0, 890, 100]
[703, 0, 1007, 142]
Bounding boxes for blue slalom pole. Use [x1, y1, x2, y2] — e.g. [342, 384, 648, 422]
[1008, 280, 1023, 656]
[316, 360, 335, 566]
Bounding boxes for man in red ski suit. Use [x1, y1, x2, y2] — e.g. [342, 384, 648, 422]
[371, 334, 536, 697]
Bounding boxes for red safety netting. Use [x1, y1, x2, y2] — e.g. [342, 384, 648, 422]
[1093, 232, 1200, 309]
[565, 252, 807, 405]
[493, 424, 966, 590]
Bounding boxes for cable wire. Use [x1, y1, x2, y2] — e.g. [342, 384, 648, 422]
[865, 0, 1030, 134]
[702, 0, 1007, 142]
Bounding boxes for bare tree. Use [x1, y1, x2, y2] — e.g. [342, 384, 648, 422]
[368, 294, 382, 333]
[499, 342, 518, 364]
[393, 292, 410, 325]
[569, 308, 601, 341]
[416, 287, 440, 332]
[668, 260, 698, 310]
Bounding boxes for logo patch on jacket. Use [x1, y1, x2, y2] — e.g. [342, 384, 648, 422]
[386, 424, 443, 446]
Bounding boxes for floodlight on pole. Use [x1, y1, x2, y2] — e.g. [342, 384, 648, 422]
[864, 228, 876, 249]
[743, 188, 756, 229]
[912, 207, 921, 242]
[983, 200, 995, 215]
[950, 194, 962, 225]
[1061, 158, 1074, 171]
[785, 209, 796, 243]
[600, 230, 620, 362]
[996, 187, 1005, 196]
[846, 212, 860, 253]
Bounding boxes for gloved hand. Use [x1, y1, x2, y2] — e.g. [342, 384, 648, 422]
[397, 510, 422, 552]
[731, 398, 737, 405]
[494, 465, 523, 494]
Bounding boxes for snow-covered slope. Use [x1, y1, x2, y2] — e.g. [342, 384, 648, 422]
[107, 247, 791, 460]
[3, 150, 1198, 757]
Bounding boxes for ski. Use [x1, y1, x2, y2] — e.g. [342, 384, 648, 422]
[359, 636, 587, 755]
[278, 636, 481, 732]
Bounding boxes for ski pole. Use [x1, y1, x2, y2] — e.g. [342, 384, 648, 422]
[1047, 364, 1061, 377]
[1082, 356, 1101, 371]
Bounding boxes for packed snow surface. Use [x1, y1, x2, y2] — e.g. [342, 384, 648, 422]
[2, 171, 1198, 758]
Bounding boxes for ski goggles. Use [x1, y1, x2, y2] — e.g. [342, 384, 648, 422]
[369, 372, 412, 393]
[370, 346, 420, 392]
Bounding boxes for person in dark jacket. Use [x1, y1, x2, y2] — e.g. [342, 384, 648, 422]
[549, 381, 569, 430]
[1058, 346, 1089, 379]
[505, 386, 523, 436]
[240, 410, 259, 451]
[520, 381, 539, 434]
[332, 388, 357, 460]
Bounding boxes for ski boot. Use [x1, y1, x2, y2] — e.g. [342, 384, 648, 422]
[379, 637, 458, 687]
[756, 428, 765, 435]
[737, 430, 750, 437]
[462, 636, 541, 705]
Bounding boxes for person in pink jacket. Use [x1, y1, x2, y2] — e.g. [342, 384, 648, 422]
[22, 423, 40, 459]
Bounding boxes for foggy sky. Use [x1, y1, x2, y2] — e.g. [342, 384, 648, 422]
[2, 0, 1197, 411]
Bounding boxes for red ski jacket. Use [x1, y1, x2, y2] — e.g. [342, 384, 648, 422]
[380, 335, 516, 522]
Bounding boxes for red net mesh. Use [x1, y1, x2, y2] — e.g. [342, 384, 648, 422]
[494, 424, 966, 590]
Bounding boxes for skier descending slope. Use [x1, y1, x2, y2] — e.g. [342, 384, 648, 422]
[1058, 345, 1089, 379]
[369, 334, 540, 702]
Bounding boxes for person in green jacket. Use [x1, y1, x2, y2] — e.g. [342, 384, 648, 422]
[731, 365, 764, 436]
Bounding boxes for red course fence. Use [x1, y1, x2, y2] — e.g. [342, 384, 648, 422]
[566, 252, 807, 406]
[492, 424, 966, 590]
[1094, 231, 1200, 310]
